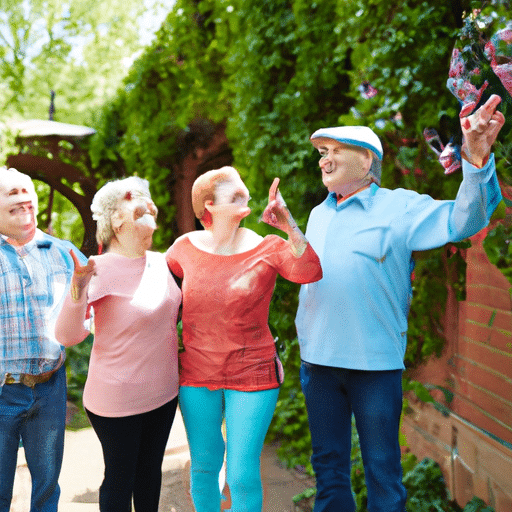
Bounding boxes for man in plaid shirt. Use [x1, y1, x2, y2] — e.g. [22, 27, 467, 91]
[0, 167, 86, 512]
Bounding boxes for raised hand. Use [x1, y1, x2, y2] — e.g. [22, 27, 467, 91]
[261, 178, 308, 257]
[261, 178, 296, 233]
[69, 250, 96, 302]
[460, 94, 505, 167]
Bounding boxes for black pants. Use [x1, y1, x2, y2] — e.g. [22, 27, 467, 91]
[86, 397, 178, 512]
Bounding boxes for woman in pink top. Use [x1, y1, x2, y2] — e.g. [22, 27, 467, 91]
[166, 167, 322, 512]
[55, 177, 181, 512]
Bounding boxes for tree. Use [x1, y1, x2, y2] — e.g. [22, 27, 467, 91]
[1, 0, 173, 251]
[0, 0, 169, 125]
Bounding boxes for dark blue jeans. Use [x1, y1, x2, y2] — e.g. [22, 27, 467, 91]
[300, 361, 407, 512]
[0, 365, 67, 512]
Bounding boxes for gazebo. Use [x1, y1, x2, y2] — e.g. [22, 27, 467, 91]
[5, 118, 98, 255]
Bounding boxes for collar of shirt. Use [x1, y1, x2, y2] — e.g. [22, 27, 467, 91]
[0, 229, 53, 250]
[326, 182, 380, 211]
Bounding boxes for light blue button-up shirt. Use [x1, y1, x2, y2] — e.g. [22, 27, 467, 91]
[295, 155, 502, 370]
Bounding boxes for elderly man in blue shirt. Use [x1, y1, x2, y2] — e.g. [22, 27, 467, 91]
[0, 167, 86, 512]
[295, 94, 505, 512]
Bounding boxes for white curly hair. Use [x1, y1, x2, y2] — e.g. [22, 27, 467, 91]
[0, 166, 39, 215]
[91, 176, 152, 246]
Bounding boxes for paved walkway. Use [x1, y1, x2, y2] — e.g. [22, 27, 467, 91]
[12, 408, 314, 511]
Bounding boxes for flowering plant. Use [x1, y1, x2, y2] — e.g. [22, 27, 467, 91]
[426, 8, 512, 179]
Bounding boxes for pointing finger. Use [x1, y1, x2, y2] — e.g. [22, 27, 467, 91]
[269, 178, 280, 202]
[482, 94, 502, 115]
[475, 94, 502, 124]
[69, 249, 81, 269]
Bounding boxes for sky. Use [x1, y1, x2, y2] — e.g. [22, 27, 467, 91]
[140, 0, 175, 46]
[120, 0, 176, 68]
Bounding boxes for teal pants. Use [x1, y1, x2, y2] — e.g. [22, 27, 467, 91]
[179, 386, 280, 512]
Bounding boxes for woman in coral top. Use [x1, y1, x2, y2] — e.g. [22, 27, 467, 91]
[55, 177, 181, 512]
[165, 167, 322, 512]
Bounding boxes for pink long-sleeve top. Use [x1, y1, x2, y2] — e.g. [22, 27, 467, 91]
[56, 251, 181, 417]
[165, 234, 322, 392]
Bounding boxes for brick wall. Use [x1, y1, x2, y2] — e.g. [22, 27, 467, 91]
[403, 228, 512, 511]
[403, 399, 512, 511]
[455, 229, 512, 444]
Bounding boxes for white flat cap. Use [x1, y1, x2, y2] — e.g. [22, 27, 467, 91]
[310, 126, 383, 160]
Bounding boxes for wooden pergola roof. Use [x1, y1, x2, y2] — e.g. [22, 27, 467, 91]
[5, 119, 98, 255]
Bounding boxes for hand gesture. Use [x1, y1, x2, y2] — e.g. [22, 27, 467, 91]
[460, 94, 505, 167]
[261, 178, 308, 257]
[261, 178, 296, 233]
[70, 250, 96, 300]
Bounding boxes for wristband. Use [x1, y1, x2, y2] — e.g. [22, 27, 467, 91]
[70, 283, 81, 303]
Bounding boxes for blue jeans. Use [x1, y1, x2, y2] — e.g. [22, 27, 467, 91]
[0, 365, 67, 512]
[300, 362, 407, 512]
[179, 386, 280, 512]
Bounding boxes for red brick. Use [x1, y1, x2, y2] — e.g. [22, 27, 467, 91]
[466, 254, 511, 289]
[451, 397, 512, 444]
[458, 337, 512, 376]
[454, 421, 512, 511]
[453, 455, 475, 507]
[476, 443, 512, 493]
[466, 246, 492, 264]
[402, 394, 512, 512]
[494, 487, 512, 512]
[470, 228, 491, 244]
[402, 421, 450, 461]
[455, 358, 512, 403]
[464, 303, 512, 332]
[462, 321, 512, 353]
[454, 378, 512, 431]
[405, 231, 512, 512]
[466, 284, 512, 310]
[472, 477, 489, 503]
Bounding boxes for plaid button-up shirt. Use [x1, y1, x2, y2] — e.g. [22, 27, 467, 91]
[1, 230, 83, 379]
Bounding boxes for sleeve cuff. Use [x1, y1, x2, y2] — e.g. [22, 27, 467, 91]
[462, 153, 495, 175]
